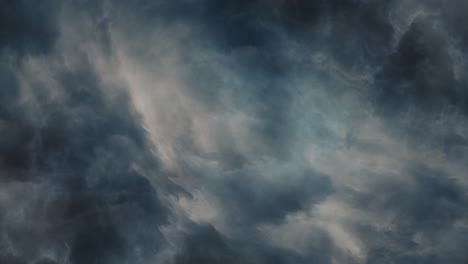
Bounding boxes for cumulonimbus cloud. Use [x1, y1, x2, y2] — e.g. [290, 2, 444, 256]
[1, 0, 468, 263]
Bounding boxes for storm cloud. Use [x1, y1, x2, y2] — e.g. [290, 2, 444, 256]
[1, 0, 468, 263]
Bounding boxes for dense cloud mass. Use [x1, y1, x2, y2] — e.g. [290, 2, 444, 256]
[1, 0, 468, 263]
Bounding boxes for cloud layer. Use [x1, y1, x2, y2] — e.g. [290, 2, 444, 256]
[2, 0, 468, 263]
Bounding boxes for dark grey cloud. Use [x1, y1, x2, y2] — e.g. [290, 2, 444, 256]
[0, 2, 171, 263]
[211, 167, 332, 225]
[2, 0, 468, 263]
[375, 17, 463, 116]
[173, 223, 324, 264]
[0, 0, 60, 55]
[0, 63, 169, 262]
[344, 165, 468, 263]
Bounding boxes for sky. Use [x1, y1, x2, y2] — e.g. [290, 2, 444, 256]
[1, 0, 468, 263]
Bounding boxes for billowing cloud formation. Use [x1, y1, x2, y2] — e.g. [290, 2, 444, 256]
[2, 0, 468, 263]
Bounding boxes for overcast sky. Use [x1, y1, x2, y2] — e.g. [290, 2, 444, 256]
[2, 0, 468, 263]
